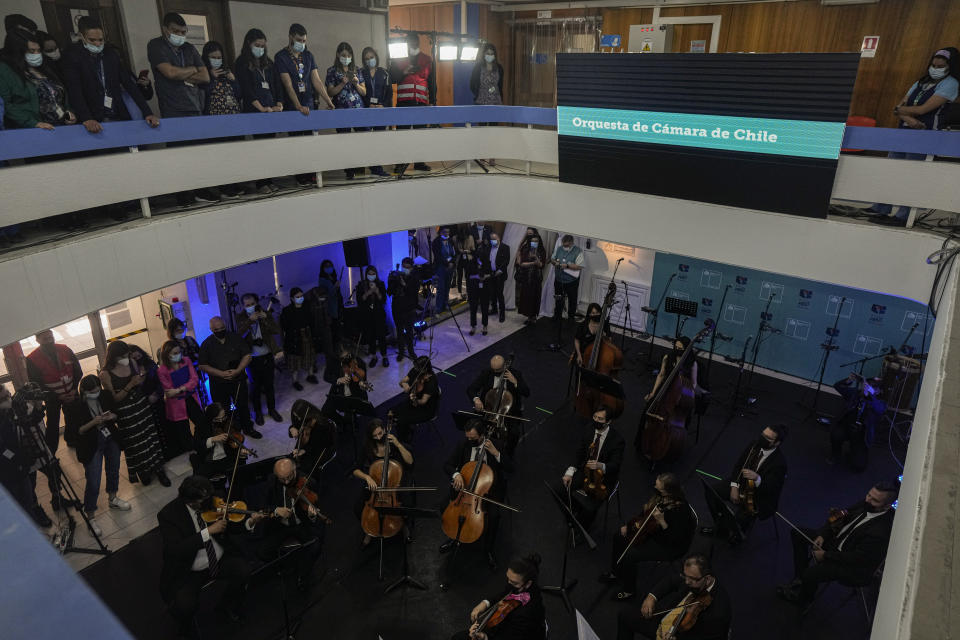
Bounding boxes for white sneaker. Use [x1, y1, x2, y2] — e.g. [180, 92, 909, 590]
[109, 496, 131, 511]
[88, 517, 103, 537]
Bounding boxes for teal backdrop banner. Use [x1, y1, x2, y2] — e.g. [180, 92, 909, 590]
[557, 106, 846, 160]
[650, 253, 932, 385]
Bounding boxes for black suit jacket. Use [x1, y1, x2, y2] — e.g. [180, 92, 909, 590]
[648, 575, 732, 640]
[571, 426, 625, 489]
[727, 444, 787, 519]
[157, 497, 237, 601]
[489, 243, 510, 277]
[483, 585, 546, 639]
[443, 438, 511, 500]
[469, 225, 492, 248]
[818, 504, 894, 575]
[61, 43, 153, 122]
[466, 367, 530, 414]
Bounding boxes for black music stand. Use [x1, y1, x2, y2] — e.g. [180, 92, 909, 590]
[643, 273, 676, 367]
[325, 395, 376, 466]
[376, 505, 440, 594]
[262, 537, 321, 640]
[664, 298, 699, 341]
[803, 296, 846, 424]
[576, 368, 625, 409]
[699, 477, 744, 542]
[542, 481, 596, 613]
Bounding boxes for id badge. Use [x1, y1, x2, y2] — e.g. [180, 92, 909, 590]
[55, 106, 65, 119]
[488, 86, 495, 93]
[298, 82, 306, 93]
[370, 97, 379, 105]
[99, 427, 112, 439]
[103, 95, 113, 109]
[261, 81, 270, 89]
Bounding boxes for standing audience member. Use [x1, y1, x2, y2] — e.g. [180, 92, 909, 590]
[67, 375, 131, 537]
[99, 341, 171, 487]
[455, 224, 476, 296]
[431, 226, 458, 313]
[0, 384, 52, 526]
[470, 44, 504, 106]
[236, 293, 283, 426]
[198, 316, 260, 438]
[360, 46, 390, 177]
[130, 344, 169, 456]
[467, 250, 492, 336]
[307, 260, 344, 381]
[25, 329, 82, 457]
[389, 33, 434, 171]
[234, 28, 282, 194]
[281, 287, 319, 391]
[157, 340, 204, 458]
[388, 257, 419, 362]
[165, 317, 207, 406]
[515, 228, 546, 325]
[63, 17, 159, 133]
[357, 265, 389, 367]
[487, 231, 510, 323]
[551, 234, 584, 323]
[21, 32, 74, 126]
[325, 41, 366, 179]
[37, 31, 62, 76]
[0, 32, 70, 129]
[200, 41, 240, 115]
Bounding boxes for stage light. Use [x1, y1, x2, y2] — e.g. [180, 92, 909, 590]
[388, 41, 409, 59]
[460, 43, 479, 61]
[438, 44, 459, 61]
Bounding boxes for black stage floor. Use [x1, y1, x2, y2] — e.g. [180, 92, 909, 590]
[81, 318, 903, 640]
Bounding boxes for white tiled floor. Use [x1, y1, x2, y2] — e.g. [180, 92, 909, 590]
[37, 306, 527, 572]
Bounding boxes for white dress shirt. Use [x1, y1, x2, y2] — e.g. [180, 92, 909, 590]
[186, 505, 224, 572]
[730, 446, 776, 489]
[836, 509, 884, 551]
[565, 427, 609, 477]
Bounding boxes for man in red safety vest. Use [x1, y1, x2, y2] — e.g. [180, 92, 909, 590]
[390, 33, 436, 172]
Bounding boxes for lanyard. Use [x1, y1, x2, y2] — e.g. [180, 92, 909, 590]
[97, 58, 107, 91]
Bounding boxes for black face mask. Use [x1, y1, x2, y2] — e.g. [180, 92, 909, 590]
[212, 329, 227, 340]
[594, 420, 607, 430]
[758, 436, 775, 450]
[864, 500, 887, 514]
[467, 438, 481, 447]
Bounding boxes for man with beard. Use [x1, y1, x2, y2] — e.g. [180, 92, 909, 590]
[451, 553, 546, 640]
[617, 553, 732, 640]
[777, 480, 897, 607]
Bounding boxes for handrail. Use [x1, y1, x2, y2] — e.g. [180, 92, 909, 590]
[1, 102, 957, 161]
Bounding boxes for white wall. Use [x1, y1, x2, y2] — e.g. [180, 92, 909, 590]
[117, 0, 161, 115]
[3, 0, 46, 32]
[228, 1, 386, 65]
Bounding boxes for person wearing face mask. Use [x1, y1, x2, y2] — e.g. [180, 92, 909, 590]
[0, 384, 53, 527]
[357, 266, 389, 367]
[281, 287, 320, 391]
[574, 302, 612, 365]
[514, 228, 546, 326]
[431, 226, 460, 314]
[158, 340, 205, 458]
[233, 28, 282, 194]
[560, 405, 625, 538]
[37, 31, 61, 75]
[466, 248, 493, 336]
[390, 33, 436, 172]
[550, 235, 584, 322]
[599, 473, 695, 602]
[360, 46, 391, 177]
[199, 316, 259, 439]
[617, 553, 731, 640]
[829, 373, 886, 471]
[700, 424, 788, 547]
[325, 41, 367, 179]
[466, 354, 530, 453]
[486, 232, 511, 323]
[452, 552, 546, 639]
[192, 403, 248, 493]
[388, 257, 420, 362]
[455, 223, 477, 295]
[441, 419, 512, 567]
[25, 329, 84, 459]
[778, 480, 898, 607]
[147, 13, 208, 118]
[100, 341, 170, 487]
[66, 375, 131, 537]
[200, 41, 240, 116]
[235, 293, 283, 427]
[307, 260, 345, 382]
[0, 31, 74, 129]
[276, 23, 335, 117]
[470, 44, 504, 107]
[636, 336, 702, 457]
[351, 418, 414, 546]
[164, 317, 208, 406]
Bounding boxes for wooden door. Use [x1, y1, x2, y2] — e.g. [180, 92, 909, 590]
[40, 0, 131, 66]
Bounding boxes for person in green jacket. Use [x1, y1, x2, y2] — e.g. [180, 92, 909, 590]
[0, 32, 73, 129]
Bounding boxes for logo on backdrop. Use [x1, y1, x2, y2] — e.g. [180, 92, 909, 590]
[797, 289, 813, 309]
[734, 275, 749, 294]
[677, 264, 689, 282]
[869, 304, 887, 326]
[785, 318, 811, 341]
[701, 297, 714, 314]
[700, 269, 722, 289]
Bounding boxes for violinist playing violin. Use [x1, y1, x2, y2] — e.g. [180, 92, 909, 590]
[351, 418, 414, 547]
[249, 458, 328, 592]
[600, 473, 696, 602]
[466, 354, 530, 453]
[560, 405, 625, 539]
[320, 347, 371, 429]
[616, 553, 731, 640]
[192, 403, 249, 495]
[392, 355, 439, 443]
[701, 424, 788, 546]
[451, 552, 546, 640]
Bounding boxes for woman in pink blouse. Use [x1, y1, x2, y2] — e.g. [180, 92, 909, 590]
[157, 340, 204, 454]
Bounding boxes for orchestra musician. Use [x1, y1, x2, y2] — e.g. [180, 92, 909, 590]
[157, 475, 259, 637]
[616, 553, 732, 640]
[466, 354, 530, 453]
[451, 552, 546, 640]
[635, 336, 702, 456]
[560, 405, 625, 537]
[573, 302, 611, 366]
[777, 480, 897, 607]
[289, 401, 335, 474]
[440, 418, 512, 568]
[249, 458, 328, 591]
[351, 418, 414, 546]
[392, 355, 439, 443]
[192, 403, 248, 496]
[599, 473, 696, 602]
[320, 348, 371, 429]
[828, 374, 886, 472]
[701, 424, 788, 546]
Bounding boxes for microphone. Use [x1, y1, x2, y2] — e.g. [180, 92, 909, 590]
[641, 306, 656, 314]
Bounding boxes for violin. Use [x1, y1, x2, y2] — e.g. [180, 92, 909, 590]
[342, 356, 373, 392]
[582, 434, 608, 501]
[472, 596, 522, 638]
[575, 281, 624, 419]
[737, 445, 762, 517]
[360, 413, 404, 539]
[406, 358, 433, 406]
[213, 413, 258, 458]
[656, 590, 713, 640]
[284, 476, 333, 524]
[201, 496, 273, 523]
[827, 507, 849, 533]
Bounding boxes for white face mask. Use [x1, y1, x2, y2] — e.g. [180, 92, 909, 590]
[167, 33, 186, 48]
[484, 54, 495, 63]
[45, 49, 61, 61]
[117, 357, 130, 367]
[409, 47, 420, 57]
[251, 46, 265, 59]
[25, 52, 43, 67]
[86, 391, 101, 400]
[340, 56, 352, 66]
[209, 57, 223, 69]
[293, 40, 306, 53]
[245, 305, 257, 314]
[170, 352, 183, 363]
[929, 66, 948, 80]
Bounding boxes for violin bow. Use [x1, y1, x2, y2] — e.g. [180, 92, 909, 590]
[291, 406, 310, 458]
[616, 499, 662, 566]
[775, 511, 823, 550]
[220, 381, 246, 520]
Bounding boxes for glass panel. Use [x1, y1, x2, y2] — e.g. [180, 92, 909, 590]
[98, 298, 151, 355]
[19, 316, 94, 357]
[78, 355, 101, 378]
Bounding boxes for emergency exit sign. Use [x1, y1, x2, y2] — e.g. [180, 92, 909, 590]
[861, 36, 879, 58]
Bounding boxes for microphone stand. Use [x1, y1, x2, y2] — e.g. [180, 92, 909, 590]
[643, 273, 675, 368]
[806, 296, 845, 423]
[745, 294, 776, 394]
[704, 284, 731, 388]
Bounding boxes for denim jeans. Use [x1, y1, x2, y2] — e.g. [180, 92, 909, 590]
[871, 151, 928, 219]
[83, 432, 121, 514]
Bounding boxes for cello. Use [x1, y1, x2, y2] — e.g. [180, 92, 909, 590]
[360, 413, 404, 539]
[641, 320, 714, 463]
[483, 354, 515, 440]
[575, 281, 624, 419]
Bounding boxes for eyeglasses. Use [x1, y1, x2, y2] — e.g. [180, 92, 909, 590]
[680, 572, 704, 582]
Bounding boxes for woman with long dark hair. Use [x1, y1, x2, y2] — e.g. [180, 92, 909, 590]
[470, 43, 504, 106]
[0, 32, 74, 128]
[326, 41, 366, 179]
[360, 45, 390, 177]
[234, 28, 283, 193]
[350, 417, 414, 545]
[200, 41, 240, 115]
[514, 227, 546, 325]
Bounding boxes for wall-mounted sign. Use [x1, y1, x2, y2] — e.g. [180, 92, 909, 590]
[690, 40, 706, 53]
[861, 35, 879, 58]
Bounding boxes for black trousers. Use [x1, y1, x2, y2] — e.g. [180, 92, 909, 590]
[257, 517, 325, 581]
[468, 284, 489, 328]
[830, 420, 869, 471]
[560, 477, 603, 532]
[164, 397, 204, 459]
[209, 378, 253, 430]
[488, 273, 506, 319]
[248, 354, 277, 416]
[553, 278, 580, 320]
[617, 606, 659, 640]
[790, 528, 870, 602]
[362, 311, 388, 357]
[166, 555, 250, 632]
[703, 479, 757, 539]
[610, 533, 676, 593]
[393, 307, 417, 357]
[391, 400, 435, 443]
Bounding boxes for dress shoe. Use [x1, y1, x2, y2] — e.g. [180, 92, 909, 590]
[306, 375, 319, 384]
[244, 428, 263, 439]
[293, 382, 304, 391]
[482, 327, 488, 336]
[499, 314, 505, 323]
[140, 473, 152, 486]
[469, 328, 476, 336]
[269, 409, 283, 423]
[255, 413, 265, 426]
[397, 353, 406, 362]
[156, 469, 172, 487]
[439, 540, 456, 554]
[382, 357, 389, 368]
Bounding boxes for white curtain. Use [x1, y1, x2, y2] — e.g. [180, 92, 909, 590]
[501, 222, 529, 311]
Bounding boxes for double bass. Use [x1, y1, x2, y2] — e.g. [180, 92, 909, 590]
[360, 413, 404, 539]
[575, 281, 624, 419]
[641, 320, 714, 463]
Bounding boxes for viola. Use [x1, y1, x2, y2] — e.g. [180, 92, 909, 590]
[213, 414, 258, 458]
[737, 445, 763, 517]
[201, 496, 273, 523]
[285, 477, 333, 524]
[575, 281, 624, 419]
[407, 358, 433, 405]
[827, 507, 849, 533]
[472, 596, 522, 637]
[656, 590, 713, 640]
[360, 412, 404, 539]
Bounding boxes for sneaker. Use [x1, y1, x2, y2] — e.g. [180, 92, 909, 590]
[293, 381, 304, 391]
[88, 517, 103, 537]
[109, 496, 132, 511]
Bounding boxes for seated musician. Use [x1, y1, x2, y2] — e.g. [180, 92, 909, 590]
[701, 423, 788, 545]
[288, 400, 335, 475]
[600, 473, 696, 601]
[466, 354, 530, 453]
[157, 475, 261, 637]
[248, 458, 328, 592]
[777, 479, 897, 606]
[193, 403, 248, 494]
[320, 349, 371, 429]
[351, 418, 414, 547]
[451, 552, 546, 640]
[573, 302, 611, 366]
[392, 356, 439, 443]
[635, 336, 702, 456]
[440, 418, 512, 568]
[560, 405, 625, 537]
[828, 374, 886, 472]
[617, 553, 732, 640]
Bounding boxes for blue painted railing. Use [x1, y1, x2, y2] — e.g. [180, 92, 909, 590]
[0, 104, 957, 161]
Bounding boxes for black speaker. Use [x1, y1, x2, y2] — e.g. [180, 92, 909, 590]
[342, 238, 370, 267]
